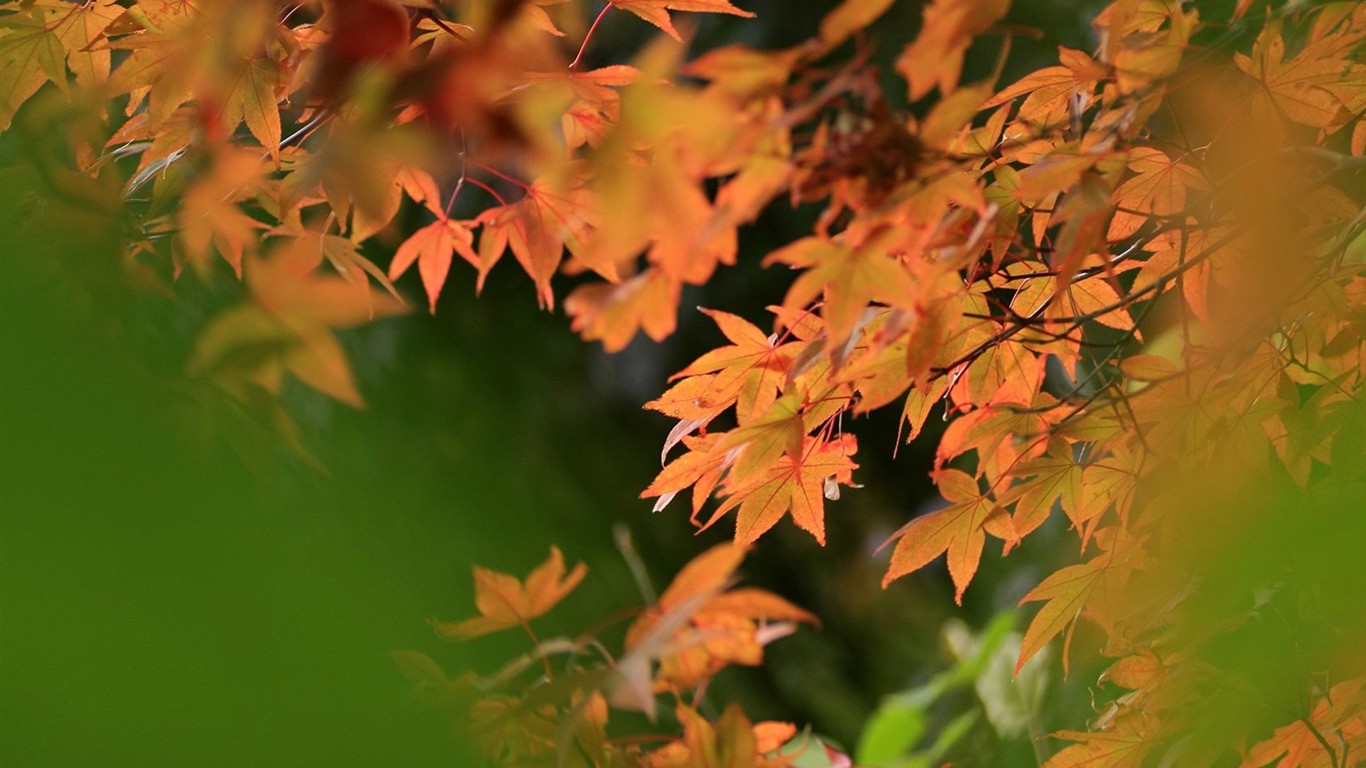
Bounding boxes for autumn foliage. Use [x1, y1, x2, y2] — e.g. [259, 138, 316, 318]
[5, 0, 1366, 765]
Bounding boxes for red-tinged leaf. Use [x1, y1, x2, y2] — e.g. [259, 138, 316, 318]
[519, 2, 564, 36]
[390, 219, 479, 313]
[920, 83, 991, 150]
[819, 0, 896, 47]
[565, 268, 681, 352]
[610, 0, 756, 43]
[431, 547, 587, 640]
[1235, 24, 1359, 128]
[569, 64, 644, 88]
[176, 149, 269, 277]
[983, 66, 1074, 109]
[626, 545, 813, 691]
[706, 434, 858, 545]
[646, 372, 733, 422]
[882, 469, 1004, 603]
[562, 98, 619, 148]
[895, 0, 1010, 101]
[716, 153, 793, 225]
[476, 181, 594, 307]
[1015, 154, 1101, 206]
[528, 64, 643, 107]
[1051, 175, 1115, 288]
[752, 721, 798, 755]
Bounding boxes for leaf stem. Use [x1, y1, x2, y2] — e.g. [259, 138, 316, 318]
[569, 3, 614, 71]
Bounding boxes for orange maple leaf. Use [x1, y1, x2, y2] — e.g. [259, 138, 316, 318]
[389, 218, 480, 313]
[566, 267, 681, 352]
[624, 544, 814, 691]
[430, 547, 587, 640]
[1016, 525, 1141, 675]
[671, 309, 801, 422]
[476, 180, 595, 308]
[610, 0, 756, 43]
[1045, 710, 1158, 768]
[766, 229, 917, 350]
[882, 468, 1015, 603]
[718, 393, 806, 489]
[1239, 678, 1366, 768]
[896, 0, 1010, 101]
[702, 434, 859, 546]
[648, 704, 796, 768]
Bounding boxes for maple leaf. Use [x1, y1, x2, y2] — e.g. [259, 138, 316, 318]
[882, 468, 1015, 603]
[702, 434, 859, 546]
[648, 704, 795, 768]
[671, 309, 800, 423]
[766, 229, 918, 350]
[819, 0, 896, 47]
[984, 47, 1105, 132]
[1108, 147, 1205, 241]
[684, 44, 800, 98]
[717, 393, 806, 489]
[1000, 446, 1083, 540]
[0, 6, 65, 131]
[48, 0, 122, 91]
[896, 0, 1010, 102]
[176, 148, 270, 277]
[610, 0, 756, 43]
[430, 547, 587, 640]
[623, 544, 814, 693]
[643, 433, 729, 519]
[1235, 22, 1363, 129]
[188, 236, 407, 407]
[1239, 678, 1366, 768]
[1043, 711, 1158, 768]
[1016, 526, 1141, 675]
[476, 179, 595, 308]
[565, 267, 681, 352]
[351, 166, 444, 242]
[389, 218, 480, 313]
